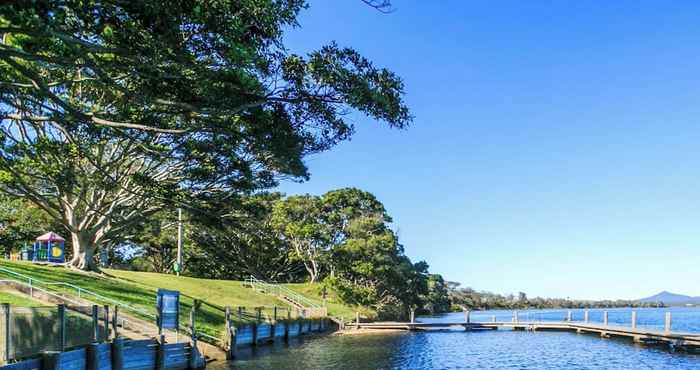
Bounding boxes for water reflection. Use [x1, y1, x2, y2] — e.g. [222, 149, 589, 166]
[215, 309, 700, 369]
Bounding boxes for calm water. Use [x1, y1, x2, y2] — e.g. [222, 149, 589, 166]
[214, 308, 700, 369]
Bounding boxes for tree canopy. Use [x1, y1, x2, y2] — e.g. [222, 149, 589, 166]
[0, 1, 411, 270]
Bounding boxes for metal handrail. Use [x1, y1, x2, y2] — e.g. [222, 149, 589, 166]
[0, 277, 162, 340]
[0, 265, 155, 319]
[0, 278, 82, 305]
[245, 276, 321, 309]
[0, 265, 216, 345]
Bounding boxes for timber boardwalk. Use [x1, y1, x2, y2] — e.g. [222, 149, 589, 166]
[353, 311, 700, 352]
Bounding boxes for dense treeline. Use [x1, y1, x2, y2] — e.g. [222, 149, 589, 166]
[448, 282, 665, 310]
[0, 189, 452, 319]
[124, 188, 451, 319]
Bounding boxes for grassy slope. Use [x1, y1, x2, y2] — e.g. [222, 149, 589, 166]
[284, 283, 375, 320]
[108, 270, 375, 319]
[0, 290, 43, 306]
[0, 261, 372, 339]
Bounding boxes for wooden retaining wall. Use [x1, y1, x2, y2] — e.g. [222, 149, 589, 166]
[0, 338, 205, 370]
[226, 318, 330, 360]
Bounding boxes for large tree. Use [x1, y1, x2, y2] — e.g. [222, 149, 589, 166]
[0, 1, 410, 270]
[271, 194, 327, 282]
[187, 193, 306, 281]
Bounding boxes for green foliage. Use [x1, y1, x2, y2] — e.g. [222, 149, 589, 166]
[186, 193, 306, 281]
[447, 282, 665, 310]
[0, 194, 62, 254]
[270, 194, 327, 282]
[0, 0, 411, 270]
[422, 274, 451, 314]
[267, 187, 443, 319]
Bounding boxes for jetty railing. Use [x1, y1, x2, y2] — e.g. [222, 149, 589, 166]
[464, 309, 693, 334]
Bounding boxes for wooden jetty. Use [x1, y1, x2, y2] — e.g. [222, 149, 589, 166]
[353, 313, 700, 351]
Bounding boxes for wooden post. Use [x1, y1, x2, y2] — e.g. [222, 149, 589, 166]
[284, 309, 290, 341]
[57, 304, 66, 352]
[356, 311, 360, 329]
[42, 352, 61, 370]
[3, 303, 10, 363]
[567, 311, 572, 322]
[584, 310, 589, 323]
[252, 307, 261, 345]
[224, 307, 233, 360]
[603, 311, 608, 326]
[631, 311, 637, 329]
[92, 305, 99, 343]
[190, 303, 197, 339]
[271, 306, 277, 341]
[103, 305, 110, 340]
[238, 306, 243, 322]
[410, 309, 415, 324]
[190, 302, 198, 361]
[111, 337, 124, 370]
[229, 326, 237, 360]
[87, 343, 100, 370]
[156, 334, 166, 370]
[112, 306, 119, 339]
[491, 315, 496, 323]
[464, 309, 470, 323]
[665, 312, 672, 333]
[513, 310, 518, 323]
[188, 340, 200, 370]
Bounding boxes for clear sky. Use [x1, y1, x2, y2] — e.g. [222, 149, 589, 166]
[277, 0, 700, 301]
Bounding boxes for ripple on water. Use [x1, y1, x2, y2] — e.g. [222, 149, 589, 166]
[212, 329, 700, 370]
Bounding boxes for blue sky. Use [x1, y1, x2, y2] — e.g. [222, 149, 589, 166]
[278, 1, 700, 300]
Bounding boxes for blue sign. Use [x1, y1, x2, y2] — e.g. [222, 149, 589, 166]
[156, 289, 180, 330]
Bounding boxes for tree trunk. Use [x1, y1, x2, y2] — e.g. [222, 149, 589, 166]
[303, 260, 318, 283]
[69, 232, 100, 271]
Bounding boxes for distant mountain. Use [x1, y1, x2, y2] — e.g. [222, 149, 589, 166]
[638, 291, 700, 305]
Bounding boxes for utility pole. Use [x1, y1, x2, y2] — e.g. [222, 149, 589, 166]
[176, 207, 183, 276]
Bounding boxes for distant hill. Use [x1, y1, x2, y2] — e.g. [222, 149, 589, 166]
[638, 291, 700, 305]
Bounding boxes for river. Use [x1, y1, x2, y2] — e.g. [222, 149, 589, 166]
[211, 308, 700, 369]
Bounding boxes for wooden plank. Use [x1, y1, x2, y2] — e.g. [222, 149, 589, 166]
[274, 324, 285, 337]
[1, 359, 42, 370]
[61, 348, 87, 362]
[162, 343, 186, 352]
[124, 340, 157, 349]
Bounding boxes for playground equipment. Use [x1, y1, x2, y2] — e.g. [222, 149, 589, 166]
[30, 232, 65, 263]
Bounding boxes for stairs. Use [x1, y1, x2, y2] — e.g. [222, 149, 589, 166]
[243, 276, 328, 317]
[281, 295, 304, 309]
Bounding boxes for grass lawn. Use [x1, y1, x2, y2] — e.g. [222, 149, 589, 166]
[284, 283, 375, 320]
[0, 290, 43, 306]
[0, 261, 373, 341]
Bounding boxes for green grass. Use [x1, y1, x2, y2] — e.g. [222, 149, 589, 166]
[0, 290, 43, 306]
[0, 260, 369, 342]
[283, 283, 375, 320]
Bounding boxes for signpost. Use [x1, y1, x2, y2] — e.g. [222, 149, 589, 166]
[156, 289, 180, 335]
